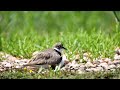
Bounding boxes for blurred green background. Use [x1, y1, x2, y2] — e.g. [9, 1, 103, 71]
[0, 11, 119, 58]
[0, 11, 116, 33]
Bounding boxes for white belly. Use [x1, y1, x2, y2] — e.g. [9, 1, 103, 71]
[59, 54, 66, 67]
[54, 54, 67, 71]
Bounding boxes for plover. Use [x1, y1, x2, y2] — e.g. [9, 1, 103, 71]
[23, 42, 67, 72]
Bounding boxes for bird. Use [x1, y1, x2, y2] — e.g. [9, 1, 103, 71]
[23, 42, 67, 73]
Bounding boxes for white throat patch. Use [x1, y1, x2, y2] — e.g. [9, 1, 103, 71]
[54, 48, 62, 53]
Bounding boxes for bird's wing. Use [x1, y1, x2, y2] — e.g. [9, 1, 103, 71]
[24, 50, 62, 66]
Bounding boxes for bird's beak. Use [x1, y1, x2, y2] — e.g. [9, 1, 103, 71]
[62, 47, 67, 50]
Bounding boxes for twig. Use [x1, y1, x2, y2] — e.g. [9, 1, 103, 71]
[113, 11, 120, 22]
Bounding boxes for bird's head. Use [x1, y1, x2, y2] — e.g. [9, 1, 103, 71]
[54, 42, 67, 53]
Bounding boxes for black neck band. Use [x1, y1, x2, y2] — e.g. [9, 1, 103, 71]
[54, 49, 61, 56]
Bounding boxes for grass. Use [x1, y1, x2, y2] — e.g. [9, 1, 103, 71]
[1, 68, 120, 79]
[0, 11, 120, 79]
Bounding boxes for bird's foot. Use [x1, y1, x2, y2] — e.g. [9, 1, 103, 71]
[54, 66, 61, 72]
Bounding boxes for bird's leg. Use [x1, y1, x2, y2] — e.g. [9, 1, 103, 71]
[54, 66, 59, 72]
[54, 58, 65, 72]
[54, 64, 61, 72]
[38, 67, 43, 73]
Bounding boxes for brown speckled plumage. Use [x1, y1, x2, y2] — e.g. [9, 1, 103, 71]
[24, 42, 66, 68]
